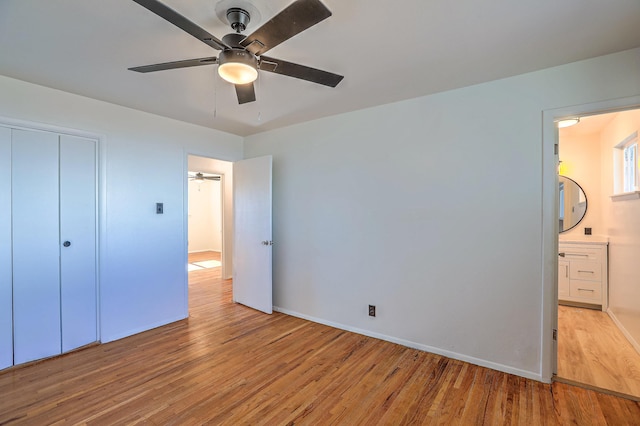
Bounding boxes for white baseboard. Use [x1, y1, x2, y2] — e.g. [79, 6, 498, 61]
[273, 306, 543, 382]
[101, 314, 187, 343]
[187, 249, 221, 254]
[607, 309, 640, 355]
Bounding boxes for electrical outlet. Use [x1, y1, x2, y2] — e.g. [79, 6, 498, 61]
[584, 227, 592, 235]
[368, 305, 376, 317]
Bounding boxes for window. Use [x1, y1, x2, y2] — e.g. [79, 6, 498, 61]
[613, 131, 639, 196]
[623, 142, 638, 192]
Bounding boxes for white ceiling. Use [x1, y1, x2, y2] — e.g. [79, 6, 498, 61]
[1, 0, 640, 137]
[560, 113, 617, 137]
[560, 107, 640, 137]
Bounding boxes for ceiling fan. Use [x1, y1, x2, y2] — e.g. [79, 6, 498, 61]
[189, 172, 221, 182]
[129, 0, 344, 104]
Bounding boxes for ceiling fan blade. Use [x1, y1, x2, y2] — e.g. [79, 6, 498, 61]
[129, 57, 217, 73]
[260, 56, 343, 87]
[240, 0, 331, 55]
[131, 0, 230, 51]
[235, 82, 256, 104]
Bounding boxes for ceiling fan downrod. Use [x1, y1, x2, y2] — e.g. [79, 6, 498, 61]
[227, 8, 250, 33]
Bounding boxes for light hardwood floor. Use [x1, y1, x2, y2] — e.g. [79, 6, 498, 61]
[1, 253, 640, 424]
[557, 304, 640, 399]
[189, 250, 222, 264]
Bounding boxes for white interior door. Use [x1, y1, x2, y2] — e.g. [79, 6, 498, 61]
[60, 135, 97, 352]
[0, 127, 12, 369]
[233, 156, 273, 314]
[12, 129, 62, 364]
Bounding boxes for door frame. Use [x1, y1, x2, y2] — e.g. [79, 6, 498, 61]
[0, 115, 103, 346]
[541, 96, 640, 381]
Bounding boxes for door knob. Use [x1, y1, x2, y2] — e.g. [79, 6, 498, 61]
[63, 241, 71, 247]
[261, 240, 274, 246]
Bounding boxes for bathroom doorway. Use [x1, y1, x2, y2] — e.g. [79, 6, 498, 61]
[555, 107, 640, 400]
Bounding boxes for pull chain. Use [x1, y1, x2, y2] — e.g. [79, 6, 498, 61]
[213, 71, 218, 118]
[257, 72, 262, 122]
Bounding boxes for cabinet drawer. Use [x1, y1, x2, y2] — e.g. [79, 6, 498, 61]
[569, 280, 602, 301]
[569, 261, 601, 281]
[559, 246, 602, 262]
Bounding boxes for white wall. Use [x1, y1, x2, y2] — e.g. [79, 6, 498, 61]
[244, 48, 640, 380]
[0, 127, 12, 369]
[599, 109, 640, 349]
[0, 75, 242, 344]
[188, 179, 222, 253]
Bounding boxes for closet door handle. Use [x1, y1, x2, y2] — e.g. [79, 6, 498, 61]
[63, 241, 71, 247]
[559, 252, 565, 257]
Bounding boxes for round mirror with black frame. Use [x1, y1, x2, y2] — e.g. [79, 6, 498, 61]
[559, 175, 587, 233]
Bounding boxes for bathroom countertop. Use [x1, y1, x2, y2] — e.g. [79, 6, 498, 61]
[559, 235, 609, 245]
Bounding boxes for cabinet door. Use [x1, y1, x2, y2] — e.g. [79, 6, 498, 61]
[60, 135, 97, 352]
[0, 127, 12, 370]
[558, 259, 570, 299]
[12, 129, 61, 364]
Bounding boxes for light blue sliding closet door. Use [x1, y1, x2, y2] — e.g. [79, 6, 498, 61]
[60, 135, 97, 352]
[12, 129, 61, 364]
[0, 127, 12, 370]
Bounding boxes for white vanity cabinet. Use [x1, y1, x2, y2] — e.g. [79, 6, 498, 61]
[558, 240, 608, 311]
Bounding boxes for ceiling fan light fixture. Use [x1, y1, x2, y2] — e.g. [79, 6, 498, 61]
[217, 49, 258, 85]
[218, 62, 258, 84]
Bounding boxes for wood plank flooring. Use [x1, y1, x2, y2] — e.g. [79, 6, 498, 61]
[557, 304, 640, 399]
[1, 252, 639, 424]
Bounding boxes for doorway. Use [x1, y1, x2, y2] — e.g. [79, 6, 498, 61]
[187, 171, 223, 271]
[185, 155, 234, 314]
[184, 154, 274, 316]
[553, 107, 640, 399]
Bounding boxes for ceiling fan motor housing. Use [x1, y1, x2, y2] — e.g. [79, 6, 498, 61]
[221, 32, 246, 48]
[218, 49, 257, 68]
